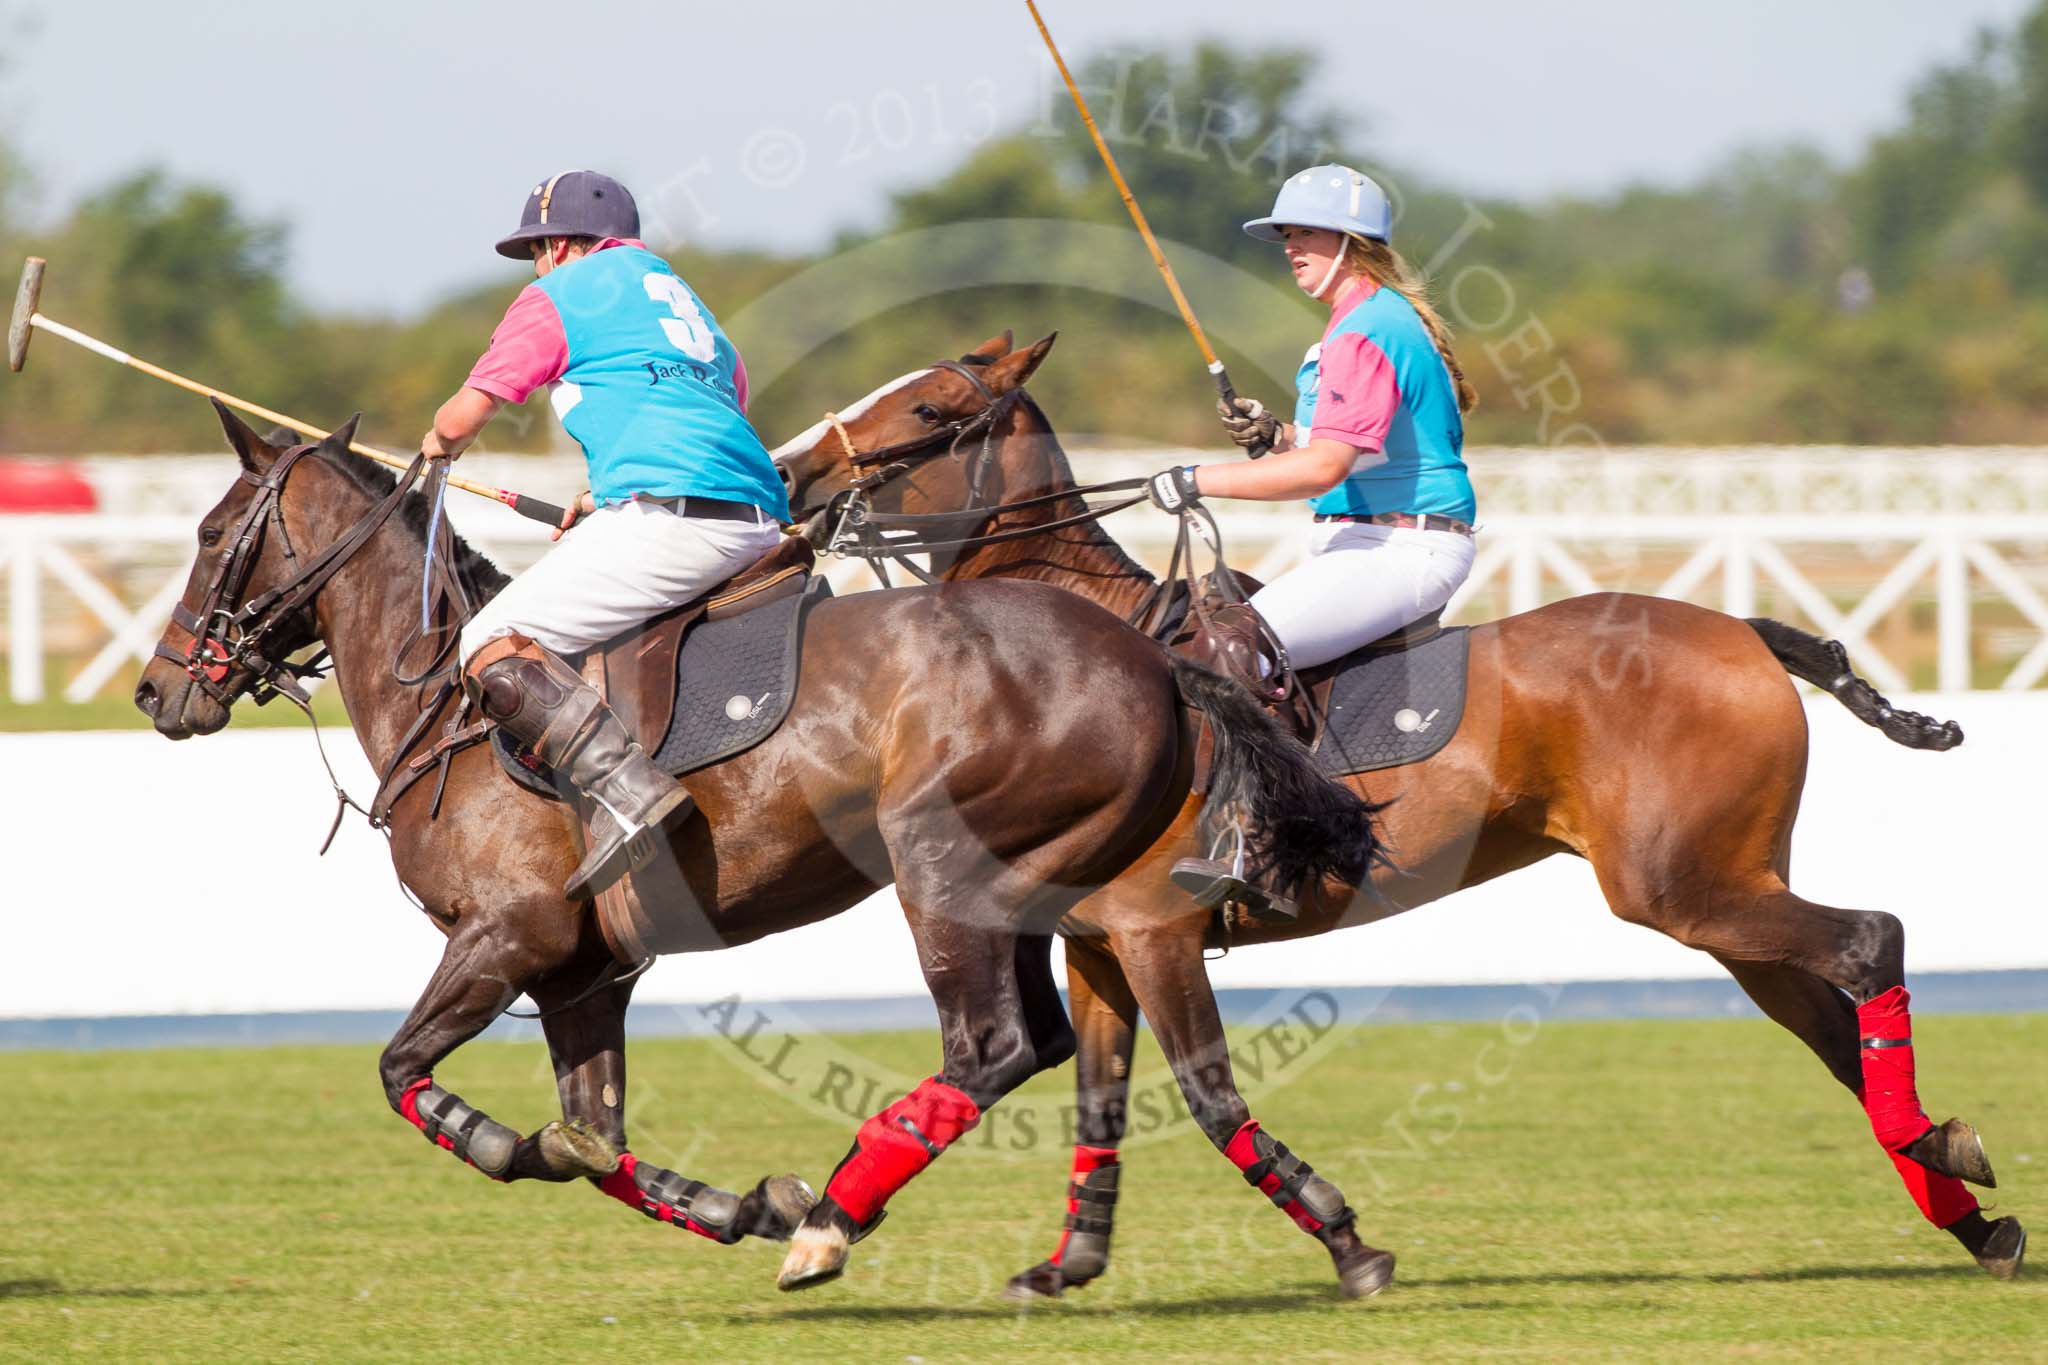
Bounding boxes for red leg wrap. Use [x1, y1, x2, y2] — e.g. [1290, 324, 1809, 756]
[1225, 1120, 1326, 1233]
[1857, 986, 1937, 1152]
[1050, 1145, 1120, 1267]
[823, 1077, 981, 1226]
[1885, 1147, 1980, 1229]
[1856, 988, 1977, 1227]
[595, 1152, 725, 1242]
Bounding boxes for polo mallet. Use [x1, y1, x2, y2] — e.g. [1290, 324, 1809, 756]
[1024, 0, 1270, 458]
[9, 257, 568, 525]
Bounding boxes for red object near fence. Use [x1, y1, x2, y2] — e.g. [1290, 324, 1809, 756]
[0, 459, 97, 512]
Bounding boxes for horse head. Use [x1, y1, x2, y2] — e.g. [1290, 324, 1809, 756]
[133, 400, 364, 738]
[775, 329, 1056, 528]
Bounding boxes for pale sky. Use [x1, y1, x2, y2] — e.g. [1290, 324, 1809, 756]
[4, 0, 2034, 315]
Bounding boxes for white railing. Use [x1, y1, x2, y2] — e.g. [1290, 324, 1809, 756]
[4, 449, 2047, 701]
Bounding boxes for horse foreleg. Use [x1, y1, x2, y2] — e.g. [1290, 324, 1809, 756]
[377, 921, 585, 1185]
[532, 970, 815, 1245]
[1116, 922, 1395, 1300]
[1711, 954, 2026, 1279]
[1007, 932, 1136, 1301]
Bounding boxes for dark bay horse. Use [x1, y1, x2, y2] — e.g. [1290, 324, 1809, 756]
[774, 331, 2027, 1292]
[133, 398, 1378, 1292]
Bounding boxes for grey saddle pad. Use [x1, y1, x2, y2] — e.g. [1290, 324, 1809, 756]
[1311, 626, 1471, 776]
[495, 578, 829, 798]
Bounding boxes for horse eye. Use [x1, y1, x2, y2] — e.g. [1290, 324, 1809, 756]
[913, 404, 941, 425]
[199, 527, 223, 548]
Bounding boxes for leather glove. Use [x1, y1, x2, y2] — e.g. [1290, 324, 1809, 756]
[1146, 465, 1202, 514]
[1216, 395, 1280, 455]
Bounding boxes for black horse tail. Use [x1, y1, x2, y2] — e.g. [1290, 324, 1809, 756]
[1745, 618, 1963, 751]
[1167, 654, 1387, 896]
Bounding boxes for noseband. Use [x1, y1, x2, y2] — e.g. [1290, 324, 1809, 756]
[156, 444, 430, 710]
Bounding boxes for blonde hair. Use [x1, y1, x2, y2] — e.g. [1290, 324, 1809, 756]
[1343, 236, 1477, 413]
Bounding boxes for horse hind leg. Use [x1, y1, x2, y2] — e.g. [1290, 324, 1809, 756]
[530, 963, 815, 1245]
[1711, 955, 2024, 1279]
[1596, 856, 2020, 1273]
[779, 890, 1052, 1292]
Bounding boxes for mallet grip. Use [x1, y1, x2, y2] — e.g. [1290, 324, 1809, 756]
[502, 493, 568, 527]
[1212, 364, 1272, 461]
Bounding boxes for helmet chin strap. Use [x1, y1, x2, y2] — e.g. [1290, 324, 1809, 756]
[1302, 233, 1359, 301]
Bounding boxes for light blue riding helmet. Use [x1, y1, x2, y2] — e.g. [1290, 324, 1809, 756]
[1243, 164, 1392, 242]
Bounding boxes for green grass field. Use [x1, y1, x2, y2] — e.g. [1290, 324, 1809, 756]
[0, 1014, 2040, 1362]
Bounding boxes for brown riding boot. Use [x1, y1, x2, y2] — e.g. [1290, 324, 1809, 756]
[464, 634, 694, 900]
[1183, 602, 1286, 702]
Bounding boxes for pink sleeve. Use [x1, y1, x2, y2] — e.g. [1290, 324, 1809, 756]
[732, 347, 750, 414]
[1309, 333, 1399, 452]
[465, 286, 569, 404]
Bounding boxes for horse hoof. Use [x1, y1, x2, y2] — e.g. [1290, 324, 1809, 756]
[1001, 1261, 1072, 1301]
[1912, 1118, 1997, 1188]
[1335, 1246, 1396, 1300]
[1975, 1216, 2026, 1280]
[535, 1118, 620, 1179]
[777, 1224, 850, 1292]
[755, 1174, 818, 1242]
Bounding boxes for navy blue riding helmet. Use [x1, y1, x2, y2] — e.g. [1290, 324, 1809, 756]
[493, 170, 641, 259]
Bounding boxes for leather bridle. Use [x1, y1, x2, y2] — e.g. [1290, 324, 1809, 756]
[806, 361, 1264, 649]
[156, 443, 430, 712]
[815, 360, 1157, 586]
[831, 360, 1020, 500]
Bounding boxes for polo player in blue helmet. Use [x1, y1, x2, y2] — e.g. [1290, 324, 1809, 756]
[1147, 164, 1480, 919]
[420, 170, 790, 900]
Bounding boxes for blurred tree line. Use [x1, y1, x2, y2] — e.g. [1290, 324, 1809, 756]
[7, 7, 2048, 454]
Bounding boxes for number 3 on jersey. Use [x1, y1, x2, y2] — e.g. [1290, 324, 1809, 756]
[643, 272, 718, 363]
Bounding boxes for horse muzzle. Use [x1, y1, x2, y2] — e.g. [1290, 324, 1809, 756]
[134, 661, 229, 739]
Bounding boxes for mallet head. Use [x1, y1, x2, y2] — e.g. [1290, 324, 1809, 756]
[9, 257, 44, 373]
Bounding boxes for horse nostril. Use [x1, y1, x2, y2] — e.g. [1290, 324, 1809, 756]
[778, 462, 796, 494]
[134, 680, 159, 716]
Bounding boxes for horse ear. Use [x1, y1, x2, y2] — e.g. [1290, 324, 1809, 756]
[317, 413, 362, 460]
[213, 398, 277, 474]
[960, 329, 1014, 365]
[982, 332, 1056, 394]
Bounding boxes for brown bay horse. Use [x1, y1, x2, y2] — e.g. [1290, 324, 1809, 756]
[774, 331, 2027, 1293]
[133, 398, 1380, 1292]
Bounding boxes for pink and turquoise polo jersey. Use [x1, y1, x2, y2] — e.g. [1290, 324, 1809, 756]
[1294, 281, 1474, 522]
[466, 239, 790, 519]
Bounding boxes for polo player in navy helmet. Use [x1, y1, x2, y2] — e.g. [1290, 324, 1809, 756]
[420, 171, 790, 900]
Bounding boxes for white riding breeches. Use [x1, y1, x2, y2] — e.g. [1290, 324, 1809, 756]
[1249, 520, 1476, 670]
[459, 497, 787, 660]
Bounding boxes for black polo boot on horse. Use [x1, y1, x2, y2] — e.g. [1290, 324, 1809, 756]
[464, 633, 693, 899]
